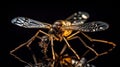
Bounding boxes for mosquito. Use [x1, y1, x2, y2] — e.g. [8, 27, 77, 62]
[10, 11, 116, 67]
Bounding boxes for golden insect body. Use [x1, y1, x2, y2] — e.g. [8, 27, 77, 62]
[10, 11, 116, 67]
[61, 20, 73, 37]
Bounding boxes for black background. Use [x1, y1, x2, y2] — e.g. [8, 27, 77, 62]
[1, 0, 120, 67]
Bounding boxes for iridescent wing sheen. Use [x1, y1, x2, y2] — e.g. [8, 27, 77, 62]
[11, 17, 51, 29]
[66, 11, 89, 25]
[63, 21, 109, 32]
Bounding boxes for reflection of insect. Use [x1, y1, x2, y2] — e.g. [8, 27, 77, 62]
[10, 11, 116, 67]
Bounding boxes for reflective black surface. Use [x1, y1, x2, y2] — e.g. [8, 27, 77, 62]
[2, 1, 119, 67]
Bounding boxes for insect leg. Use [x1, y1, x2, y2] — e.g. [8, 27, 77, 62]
[61, 31, 80, 58]
[26, 30, 50, 66]
[81, 32, 116, 54]
[68, 36, 99, 62]
[60, 45, 67, 55]
[63, 37, 80, 60]
[10, 30, 50, 66]
[49, 35, 56, 67]
[10, 30, 41, 66]
[66, 31, 100, 63]
[68, 35, 99, 55]
[55, 52, 64, 67]
[81, 32, 116, 62]
[59, 31, 80, 57]
[67, 31, 80, 39]
[26, 30, 50, 47]
[10, 44, 33, 66]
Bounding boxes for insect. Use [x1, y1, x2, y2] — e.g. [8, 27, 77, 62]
[10, 11, 116, 67]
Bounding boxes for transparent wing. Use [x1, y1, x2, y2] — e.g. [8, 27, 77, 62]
[63, 21, 109, 32]
[11, 17, 51, 28]
[78, 21, 109, 32]
[66, 11, 89, 25]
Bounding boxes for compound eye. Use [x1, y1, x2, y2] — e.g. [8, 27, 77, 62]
[53, 21, 62, 28]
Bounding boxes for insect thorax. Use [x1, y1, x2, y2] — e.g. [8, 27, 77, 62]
[53, 20, 73, 37]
